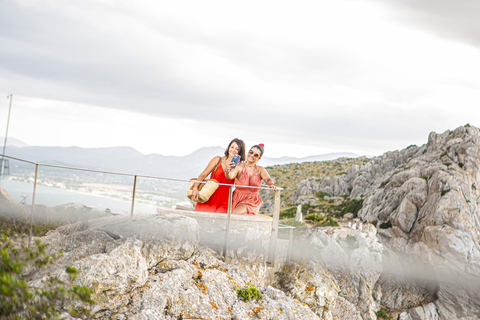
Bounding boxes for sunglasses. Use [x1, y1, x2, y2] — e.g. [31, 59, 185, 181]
[248, 150, 260, 158]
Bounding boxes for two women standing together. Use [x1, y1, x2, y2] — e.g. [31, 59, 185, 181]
[191, 138, 276, 215]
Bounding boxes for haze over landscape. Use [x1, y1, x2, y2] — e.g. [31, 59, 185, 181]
[0, 136, 359, 178]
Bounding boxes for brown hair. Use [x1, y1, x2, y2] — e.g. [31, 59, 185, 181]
[224, 138, 246, 161]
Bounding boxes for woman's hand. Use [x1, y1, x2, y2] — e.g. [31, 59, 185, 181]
[191, 186, 199, 200]
[260, 167, 277, 190]
[224, 161, 236, 175]
[226, 163, 242, 180]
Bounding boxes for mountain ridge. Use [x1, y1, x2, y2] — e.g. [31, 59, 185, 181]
[2, 143, 361, 179]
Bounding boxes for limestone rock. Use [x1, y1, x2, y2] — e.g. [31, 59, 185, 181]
[357, 126, 480, 319]
[296, 227, 383, 320]
[273, 262, 338, 319]
[287, 125, 480, 319]
[30, 213, 330, 319]
[332, 296, 363, 320]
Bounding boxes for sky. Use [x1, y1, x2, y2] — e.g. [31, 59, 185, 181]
[1, 0, 480, 158]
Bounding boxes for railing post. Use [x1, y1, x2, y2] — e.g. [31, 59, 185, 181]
[131, 175, 137, 216]
[28, 164, 39, 247]
[287, 227, 293, 266]
[267, 189, 281, 265]
[0, 94, 13, 186]
[223, 184, 234, 258]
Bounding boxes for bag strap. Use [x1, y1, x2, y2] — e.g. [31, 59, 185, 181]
[210, 156, 222, 179]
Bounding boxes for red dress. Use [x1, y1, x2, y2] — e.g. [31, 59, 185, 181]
[232, 165, 262, 215]
[194, 160, 234, 213]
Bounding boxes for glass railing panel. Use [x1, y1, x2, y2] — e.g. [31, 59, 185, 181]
[136, 176, 193, 213]
[0, 157, 36, 220]
[31, 165, 134, 217]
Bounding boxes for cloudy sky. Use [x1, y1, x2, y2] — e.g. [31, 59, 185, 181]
[1, 0, 480, 158]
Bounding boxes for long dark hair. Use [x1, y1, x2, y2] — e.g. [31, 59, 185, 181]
[224, 138, 246, 162]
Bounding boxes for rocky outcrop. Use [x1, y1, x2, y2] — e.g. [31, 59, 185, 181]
[292, 147, 423, 202]
[299, 225, 383, 320]
[273, 261, 339, 319]
[357, 126, 480, 320]
[289, 125, 480, 319]
[24, 210, 391, 319]
[30, 214, 339, 319]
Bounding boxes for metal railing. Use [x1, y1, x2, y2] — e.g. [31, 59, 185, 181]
[0, 154, 288, 265]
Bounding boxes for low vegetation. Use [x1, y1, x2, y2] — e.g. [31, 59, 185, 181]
[0, 217, 94, 319]
[375, 308, 393, 319]
[379, 220, 392, 229]
[259, 157, 368, 231]
[237, 284, 262, 301]
[263, 157, 369, 205]
[304, 213, 339, 227]
[0, 215, 59, 238]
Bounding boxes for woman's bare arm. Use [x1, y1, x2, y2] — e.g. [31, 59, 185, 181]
[191, 156, 221, 200]
[225, 163, 243, 180]
[259, 166, 277, 190]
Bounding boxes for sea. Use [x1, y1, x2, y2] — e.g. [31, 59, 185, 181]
[1, 180, 159, 215]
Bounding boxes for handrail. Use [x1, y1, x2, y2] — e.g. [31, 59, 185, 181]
[0, 153, 287, 265]
[0, 154, 282, 190]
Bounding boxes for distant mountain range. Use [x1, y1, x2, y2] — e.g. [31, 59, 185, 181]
[0, 138, 360, 179]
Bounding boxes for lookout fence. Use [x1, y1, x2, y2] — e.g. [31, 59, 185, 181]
[0, 154, 292, 266]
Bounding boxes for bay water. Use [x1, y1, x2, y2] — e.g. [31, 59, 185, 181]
[1, 180, 159, 215]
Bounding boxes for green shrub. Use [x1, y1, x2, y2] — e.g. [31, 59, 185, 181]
[0, 216, 57, 237]
[0, 235, 94, 319]
[304, 213, 324, 222]
[441, 189, 451, 196]
[315, 191, 330, 199]
[304, 213, 339, 227]
[280, 207, 297, 219]
[379, 220, 392, 229]
[379, 180, 390, 188]
[337, 199, 364, 218]
[237, 284, 262, 301]
[375, 308, 393, 319]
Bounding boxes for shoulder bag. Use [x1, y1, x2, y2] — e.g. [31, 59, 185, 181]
[187, 157, 221, 203]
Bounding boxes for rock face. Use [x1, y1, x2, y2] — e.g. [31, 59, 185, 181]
[299, 225, 383, 320]
[358, 126, 480, 320]
[290, 125, 480, 319]
[26, 210, 388, 320]
[29, 213, 337, 319]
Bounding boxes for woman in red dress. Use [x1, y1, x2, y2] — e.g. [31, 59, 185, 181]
[192, 138, 246, 213]
[225, 144, 277, 215]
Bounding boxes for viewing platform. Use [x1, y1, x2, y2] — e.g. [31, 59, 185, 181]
[0, 153, 290, 266]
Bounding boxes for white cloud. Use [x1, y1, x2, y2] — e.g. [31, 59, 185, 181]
[1, 0, 480, 159]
